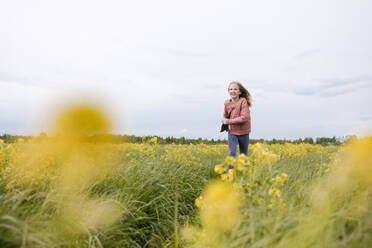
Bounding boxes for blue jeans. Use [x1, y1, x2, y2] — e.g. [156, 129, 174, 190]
[228, 132, 250, 169]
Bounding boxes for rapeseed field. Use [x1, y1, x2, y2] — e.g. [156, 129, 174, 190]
[0, 104, 371, 247]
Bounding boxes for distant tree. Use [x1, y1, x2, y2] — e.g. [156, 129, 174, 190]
[303, 137, 314, 144]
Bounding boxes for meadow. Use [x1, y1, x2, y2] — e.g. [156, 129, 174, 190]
[0, 105, 371, 248]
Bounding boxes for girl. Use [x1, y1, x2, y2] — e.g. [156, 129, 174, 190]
[222, 81, 252, 168]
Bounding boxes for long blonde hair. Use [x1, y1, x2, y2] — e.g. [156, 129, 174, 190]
[229, 81, 252, 107]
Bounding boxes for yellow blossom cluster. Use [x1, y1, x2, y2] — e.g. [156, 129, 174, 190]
[343, 137, 372, 184]
[209, 144, 292, 216]
[268, 187, 281, 197]
[268, 143, 337, 161]
[268, 173, 288, 199]
[184, 180, 242, 247]
[250, 143, 280, 166]
[0, 103, 124, 236]
[275, 173, 288, 187]
[162, 143, 227, 167]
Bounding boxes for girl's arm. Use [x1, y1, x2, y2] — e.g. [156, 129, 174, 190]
[225, 99, 250, 125]
[223, 103, 229, 118]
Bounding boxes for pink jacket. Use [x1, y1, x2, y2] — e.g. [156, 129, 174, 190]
[223, 97, 251, 135]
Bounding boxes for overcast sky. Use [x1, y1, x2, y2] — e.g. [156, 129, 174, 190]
[1, 0, 371, 140]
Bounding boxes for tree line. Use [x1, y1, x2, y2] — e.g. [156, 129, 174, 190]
[0, 133, 358, 146]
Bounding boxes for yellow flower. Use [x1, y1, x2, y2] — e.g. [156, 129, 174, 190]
[269, 187, 281, 197]
[236, 158, 247, 172]
[225, 156, 235, 165]
[280, 173, 288, 181]
[200, 180, 242, 232]
[238, 153, 247, 159]
[236, 158, 244, 166]
[275, 176, 284, 187]
[345, 138, 372, 184]
[214, 164, 224, 174]
[274, 173, 288, 187]
[149, 137, 158, 145]
[195, 196, 202, 208]
[55, 103, 111, 136]
[220, 173, 227, 181]
[227, 169, 235, 181]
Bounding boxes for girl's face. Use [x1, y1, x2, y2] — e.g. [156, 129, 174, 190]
[228, 83, 241, 100]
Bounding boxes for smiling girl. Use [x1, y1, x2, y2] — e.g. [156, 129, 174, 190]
[222, 81, 252, 168]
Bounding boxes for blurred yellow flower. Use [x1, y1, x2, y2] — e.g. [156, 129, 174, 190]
[236, 158, 244, 167]
[195, 196, 202, 208]
[238, 153, 247, 160]
[269, 187, 281, 197]
[200, 180, 242, 232]
[220, 173, 228, 181]
[228, 169, 235, 181]
[280, 173, 288, 181]
[345, 137, 372, 184]
[274, 173, 288, 187]
[149, 136, 158, 145]
[275, 177, 284, 187]
[54, 103, 111, 137]
[225, 156, 235, 165]
[214, 164, 224, 174]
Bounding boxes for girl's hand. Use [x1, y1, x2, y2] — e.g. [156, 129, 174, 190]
[222, 118, 228, 124]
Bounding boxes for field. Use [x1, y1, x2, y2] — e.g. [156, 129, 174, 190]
[0, 105, 371, 248]
[0, 137, 371, 248]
